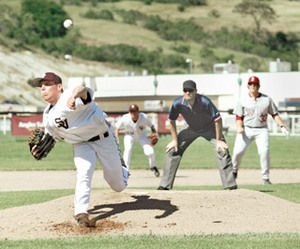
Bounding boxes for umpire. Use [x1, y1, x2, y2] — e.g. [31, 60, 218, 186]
[158, 80, 237, 190]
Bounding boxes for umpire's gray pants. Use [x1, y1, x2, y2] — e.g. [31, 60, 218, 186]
[159, 127, 237, 189]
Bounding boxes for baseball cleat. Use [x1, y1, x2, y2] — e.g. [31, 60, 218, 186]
[74, 213, 95, 227]
[151, 166, 160, 177]
[157, 186, 169, 190]
[233, 171, 238, 179]
[226, 185, 238, 190]
[263, 179, 272, 185]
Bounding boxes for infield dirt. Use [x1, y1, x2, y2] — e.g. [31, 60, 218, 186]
[0, 169, 300, 240]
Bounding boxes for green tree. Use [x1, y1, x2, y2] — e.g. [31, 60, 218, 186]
[233, 0, 276, 36]
[21, 0, 69, 39]
[241, 56, 262, 72]
[199, 47, 217, 73]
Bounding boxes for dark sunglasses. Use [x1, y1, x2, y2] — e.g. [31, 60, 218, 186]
[183, 88, 195, 93]
[248, 83, 259, 86]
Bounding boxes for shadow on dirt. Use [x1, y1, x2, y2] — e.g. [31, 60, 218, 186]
[88, 195, 179, 222]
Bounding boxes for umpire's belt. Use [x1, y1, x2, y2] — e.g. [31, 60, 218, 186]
[88, 131, 109, 142]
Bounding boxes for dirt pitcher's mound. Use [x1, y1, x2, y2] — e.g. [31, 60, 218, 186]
[0, 189, 300, 240]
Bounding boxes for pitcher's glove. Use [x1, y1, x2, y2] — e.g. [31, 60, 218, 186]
[148, 133, 158, 146]
[28, 128, 56, 160]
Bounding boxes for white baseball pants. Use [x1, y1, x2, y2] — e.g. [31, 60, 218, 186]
[123, 134, 156, 170]
[73, 130, 128, 215]
[232, 127, 270, 180]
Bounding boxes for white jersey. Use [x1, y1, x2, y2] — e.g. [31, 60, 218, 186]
[115, 112, 153, 137]
[234, 93, 278, 128]
[43, 88, 108, 144]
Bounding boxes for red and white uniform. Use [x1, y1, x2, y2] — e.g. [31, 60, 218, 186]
[232, 93, 278, 180]
[115, 112, 156, 170]
[43, 88, 128, 215]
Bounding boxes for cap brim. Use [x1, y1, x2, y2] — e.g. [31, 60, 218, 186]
[183, 87, 196, 90]
[32, 78, 43, 87]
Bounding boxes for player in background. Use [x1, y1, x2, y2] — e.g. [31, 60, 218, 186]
[232, 76, 289, 184]
[158, 80, 237, 190]
[115, 104, 160, 177]
[31, 72, 129, 227]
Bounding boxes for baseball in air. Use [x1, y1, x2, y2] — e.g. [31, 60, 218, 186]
[63, 19, 73, 29]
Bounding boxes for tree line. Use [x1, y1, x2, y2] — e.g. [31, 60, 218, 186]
[0, 0, 299, 73]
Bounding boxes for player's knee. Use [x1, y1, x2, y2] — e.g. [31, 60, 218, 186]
[217, 149, 229, 157]
[145, 151, 154, 157]
[144, 146, 154, 156]
[113, 186, 125, 192]
[232, 149, 244, 158]
[110, 183, 126, 192]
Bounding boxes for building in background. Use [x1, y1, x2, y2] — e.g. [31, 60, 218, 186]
[67, 72, 300, 113]
[269, 58, 291, 73]
[213, 61, 239, 74]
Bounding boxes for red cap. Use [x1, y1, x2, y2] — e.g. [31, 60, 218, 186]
[129, 104, 139, 112]
[248, 76, 260, 84]
[32, 72, 62, 87]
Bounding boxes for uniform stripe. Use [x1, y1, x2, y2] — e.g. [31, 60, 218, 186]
[214, 116, 222, 122]
[236, 115, 244, 121]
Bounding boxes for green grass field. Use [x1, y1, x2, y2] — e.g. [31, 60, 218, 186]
[1, 233, 300, 249]
[0, 133, 299, 248]
[1, 183, 299, 211]
[0, 133, 299, 171]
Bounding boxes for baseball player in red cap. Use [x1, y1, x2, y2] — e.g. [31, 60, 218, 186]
[232, 76, 289, 184]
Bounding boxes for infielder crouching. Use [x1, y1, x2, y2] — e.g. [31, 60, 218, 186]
[31, 72, 129, 227]
[115, 104, 160, 177]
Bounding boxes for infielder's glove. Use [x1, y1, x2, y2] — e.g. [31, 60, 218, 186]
[28, 128, 56, 160]
[148, 133, 158, 146]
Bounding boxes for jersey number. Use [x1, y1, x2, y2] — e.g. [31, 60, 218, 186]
[260, 114, 268, 123]
[55, 118, 69, 129]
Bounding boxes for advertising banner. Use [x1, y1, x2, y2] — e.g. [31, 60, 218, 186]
[11, 113, 185, 136]
[157, 113, 186, 134]
[11, 115, 43, 136]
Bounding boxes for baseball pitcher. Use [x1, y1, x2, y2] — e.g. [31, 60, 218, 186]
[30, 72, 129, 227]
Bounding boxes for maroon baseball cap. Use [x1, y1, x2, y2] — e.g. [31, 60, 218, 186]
[129, 104, 139, 112]
[32, 72, 62, 87]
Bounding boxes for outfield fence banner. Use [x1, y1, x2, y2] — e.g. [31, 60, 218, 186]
[157, 113, 186, 134]
[7, 112, 300, 136]
[11, 114, 43, 136]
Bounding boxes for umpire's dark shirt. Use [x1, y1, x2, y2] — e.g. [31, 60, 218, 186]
[169, 94, 221, 132]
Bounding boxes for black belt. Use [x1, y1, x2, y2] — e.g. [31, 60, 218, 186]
[88, 131, 109, 142]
